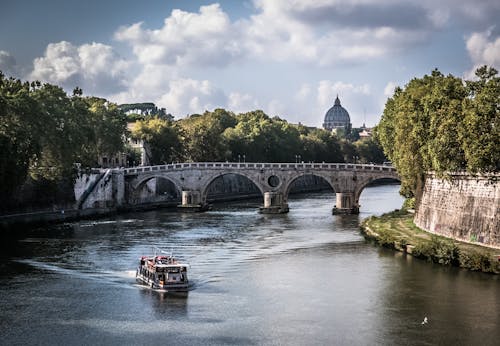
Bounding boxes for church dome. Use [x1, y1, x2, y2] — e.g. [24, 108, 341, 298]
[323, 96, 351, 131]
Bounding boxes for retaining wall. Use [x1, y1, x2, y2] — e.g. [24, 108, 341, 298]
[414, 173, 499, 248]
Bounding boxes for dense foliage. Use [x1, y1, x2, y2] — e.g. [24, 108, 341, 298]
[0, 73, 126, 209]
[376, 66, 499, 198]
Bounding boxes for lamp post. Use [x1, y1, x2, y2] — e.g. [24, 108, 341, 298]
[238, 154, 241, 163]
[243, 154, 246, 163]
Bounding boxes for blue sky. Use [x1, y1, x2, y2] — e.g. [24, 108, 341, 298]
[1, 0, 499, 127]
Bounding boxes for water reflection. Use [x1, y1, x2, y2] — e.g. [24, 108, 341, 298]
[138, 289, 189, 317]
[374, 249, 500, 345]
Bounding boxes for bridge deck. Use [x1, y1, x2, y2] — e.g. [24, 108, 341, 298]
[115, 162, 395, 176]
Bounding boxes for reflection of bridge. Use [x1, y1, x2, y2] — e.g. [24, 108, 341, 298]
[76, 162, 399, 214]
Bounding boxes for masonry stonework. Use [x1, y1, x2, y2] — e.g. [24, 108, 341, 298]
[414, 173, 500, 248]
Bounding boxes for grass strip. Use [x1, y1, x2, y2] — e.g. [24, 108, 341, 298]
[361, 210, 500, 274]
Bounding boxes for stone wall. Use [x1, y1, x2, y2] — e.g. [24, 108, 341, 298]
[414, 173, 499, 248]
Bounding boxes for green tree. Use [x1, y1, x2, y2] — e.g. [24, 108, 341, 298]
[340, 140, 357, 163]
[300, 129, 344, 163]
[179, 108, 237, 161]
[354, 138, 386, 164]
[0, 74, 39, 206]
[377, 66, 499, 199]
[85, 97, 127, 162]
[131, 117, 183, 164]
[423, 74, 466, 173]
[223, 111, 304, 162]
[461, 66, 500, 172]
[30, 83, 85, 180]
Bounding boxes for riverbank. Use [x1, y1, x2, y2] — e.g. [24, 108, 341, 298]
[361, 210, 500, 274]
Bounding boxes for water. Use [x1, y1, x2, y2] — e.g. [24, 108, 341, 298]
[1, 185, 498, 345]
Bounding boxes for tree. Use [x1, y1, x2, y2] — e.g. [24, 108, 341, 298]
[300, 129, 344, 163]
[0, 74, 39, 207]
[354, 138, 386, 164]
[222, 111, 306, 162]
[460, 66, 500, 172]
[377, 66, 499, 199]
[179, 109, 237, 161]
[85, 97, 127, 161]
[131, 117, 183, 165]
[30, 83, 85, 180]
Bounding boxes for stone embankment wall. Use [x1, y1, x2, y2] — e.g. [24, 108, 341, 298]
[414, 173, 499, 248]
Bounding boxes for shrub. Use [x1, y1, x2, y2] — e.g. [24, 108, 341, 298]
[402, 197, 415, 210]
[377, 231, 397, 249]
[459, 251, 495, 272]
[412, 236, 459, 265]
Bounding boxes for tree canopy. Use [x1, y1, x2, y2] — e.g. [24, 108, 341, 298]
[376, 66, 499, 198]
[0, 73, 127, 209]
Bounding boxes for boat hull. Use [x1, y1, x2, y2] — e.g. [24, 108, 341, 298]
[136, 271, 189, 292]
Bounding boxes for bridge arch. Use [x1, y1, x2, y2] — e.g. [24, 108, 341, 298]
[284, 172, 336, 200]
[201, 171, 265, 203]
[353, 175, 401, 210]
[128, 174, 183, 205]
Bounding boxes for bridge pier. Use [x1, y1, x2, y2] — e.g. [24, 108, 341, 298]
[178, 190, 210, 212]
[259, 192, 289, 214]
[332, 192, 359, 214]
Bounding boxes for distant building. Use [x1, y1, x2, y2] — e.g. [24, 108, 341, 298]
[97, 152, 127, 168]
[127, 122, 151, 166]
[322, 96, 352, 133]
[359, 123, 373, 140]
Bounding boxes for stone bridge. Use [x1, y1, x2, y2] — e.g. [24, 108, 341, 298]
[76, 162, 399, 214]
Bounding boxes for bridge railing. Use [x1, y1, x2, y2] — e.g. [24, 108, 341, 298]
[119, 162, 396, 175]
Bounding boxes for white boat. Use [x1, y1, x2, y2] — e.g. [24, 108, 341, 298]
[136, 247, 189, 291]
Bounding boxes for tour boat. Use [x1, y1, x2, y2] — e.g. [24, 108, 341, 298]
[136, 248, 189, 291]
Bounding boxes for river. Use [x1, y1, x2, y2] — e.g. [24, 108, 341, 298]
[0, 185, 498, 345]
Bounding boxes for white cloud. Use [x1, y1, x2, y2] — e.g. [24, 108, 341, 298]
[31, 41, 80, 85]
[384, 81, 398, 97]
[241, 0, 442, 66]
[465, 29, 500, 78]
[114, 0, 458, 70]
[267, 99, 287, 117]
[30, 41, 130, 95]
[317, 80, 371, 110]
[0, 50, 18, 77]
[115, 4, 241, 67]
[296, 83, 312, 100]
[155, 78, 227, 116]
[228, 92, 260, 114]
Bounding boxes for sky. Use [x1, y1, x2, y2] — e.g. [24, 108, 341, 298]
[1, 0, 499, 128]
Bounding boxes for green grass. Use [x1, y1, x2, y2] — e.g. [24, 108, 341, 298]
[361, 210, 500, 274]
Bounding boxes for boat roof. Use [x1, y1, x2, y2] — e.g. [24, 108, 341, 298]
[153, 263, 188, 268]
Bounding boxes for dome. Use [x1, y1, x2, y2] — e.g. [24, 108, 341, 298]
[323, 96, 351, 131]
